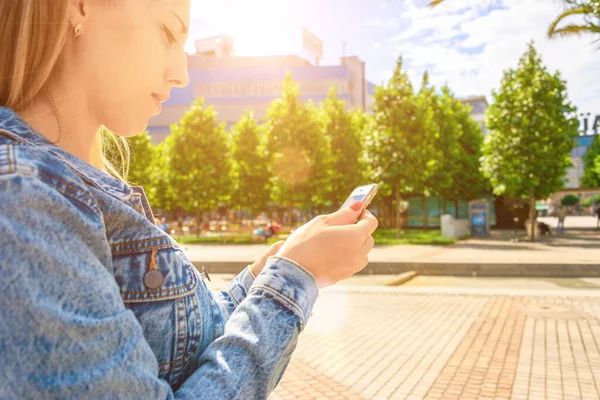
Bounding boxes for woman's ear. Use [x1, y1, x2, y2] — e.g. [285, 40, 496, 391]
[67, 0, 89, 28]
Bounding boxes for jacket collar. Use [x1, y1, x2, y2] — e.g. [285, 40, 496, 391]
[0, 106, 133, 203]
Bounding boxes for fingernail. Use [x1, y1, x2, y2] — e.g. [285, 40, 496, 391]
[350, 201, 363, 211]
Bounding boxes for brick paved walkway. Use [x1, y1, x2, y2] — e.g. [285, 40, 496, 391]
[270, 288, 600, 400]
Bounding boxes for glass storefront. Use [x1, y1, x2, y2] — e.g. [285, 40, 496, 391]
[406, 195, 496, 228]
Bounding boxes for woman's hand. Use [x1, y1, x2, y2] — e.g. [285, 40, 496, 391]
[275, 201, 378, 289]
[249, 241, 286, 277]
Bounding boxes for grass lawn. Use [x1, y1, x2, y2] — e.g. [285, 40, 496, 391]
[176, 229, 458, 246]
[372, 229, 457, 245]
[176, 235, 282, 245]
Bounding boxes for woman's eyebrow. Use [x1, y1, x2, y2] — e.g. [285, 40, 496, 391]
[171, 11, 188, 35]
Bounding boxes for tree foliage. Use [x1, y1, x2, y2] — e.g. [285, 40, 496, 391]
[548, 0, 600, 40]
[264, 72, 329, 223]
[115, 71, 491, 234]
[582, 135, 600, 187]
[370, 59, 446, 236]
[320, 87, 368, 209]
[482, 42, 579, 200]
[371, 60, 436, 196]
[147, 140, 176, 213]
[442, 87, 486, 203]
[481, 42, 579, 240]
[561, 194, 580, 206]
[168, 99, 232, 217]
[125, 131, 157, 187]
[581, 194, 600, 207]
[230, 111, 271, 215]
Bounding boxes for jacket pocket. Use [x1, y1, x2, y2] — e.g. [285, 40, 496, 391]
[111, 235, 202, 389]
[111, 236, 198, 303]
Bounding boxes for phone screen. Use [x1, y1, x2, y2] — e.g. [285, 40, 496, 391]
[340, 184, 378, 210]
[340, 193, 370, 209]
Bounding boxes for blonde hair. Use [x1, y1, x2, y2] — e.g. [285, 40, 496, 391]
[0, 0, 130, 182]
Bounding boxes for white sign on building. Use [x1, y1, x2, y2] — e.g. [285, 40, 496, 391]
[578, 113, 600, 136]
[302, 28, 323, 66]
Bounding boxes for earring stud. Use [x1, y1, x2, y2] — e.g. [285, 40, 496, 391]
[73, 23, 83, 38]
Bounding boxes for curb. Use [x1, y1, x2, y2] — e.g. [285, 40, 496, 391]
[321, 285, 600, 298]
[192, 261, 600, 278]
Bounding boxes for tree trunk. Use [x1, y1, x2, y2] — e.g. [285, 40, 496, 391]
[388, 199, 394, 229]
[395, 190, 403, 239]
[384, 199, 391, 229]
[422, 196, 428, 230]
[195, 209, 202, 238]
[529, 195, 536, 242]
[332, 192, 338, 212]
[454, 201, 459, 219]
[287, 203, 293, 226]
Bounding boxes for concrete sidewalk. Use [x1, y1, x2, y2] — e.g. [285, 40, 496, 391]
[268, 285, 600, 400]
[182, 229, 600, 278]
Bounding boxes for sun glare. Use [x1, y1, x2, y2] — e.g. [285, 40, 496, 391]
[195, 0, 299, 57]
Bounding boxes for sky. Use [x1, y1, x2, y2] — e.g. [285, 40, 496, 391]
[188, 0, 600, 115]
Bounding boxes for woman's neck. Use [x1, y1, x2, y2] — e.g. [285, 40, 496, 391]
[19, 88, 97, 164]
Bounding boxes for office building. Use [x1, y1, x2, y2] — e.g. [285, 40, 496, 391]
[148, 35, 376, 143]
[459, 95, 488, 135]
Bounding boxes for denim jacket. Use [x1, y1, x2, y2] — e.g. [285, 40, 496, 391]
[0, 107, 319, 399]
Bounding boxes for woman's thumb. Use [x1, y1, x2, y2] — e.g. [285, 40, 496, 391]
[250, 241, 286, 277]
[265, 240, 285, 257]
[327, 201, 363, 226]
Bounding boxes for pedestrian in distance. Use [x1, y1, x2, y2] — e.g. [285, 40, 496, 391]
[556, 206, 566, 234]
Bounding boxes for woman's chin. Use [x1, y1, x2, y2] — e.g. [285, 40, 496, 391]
[104, 118, 149, 137]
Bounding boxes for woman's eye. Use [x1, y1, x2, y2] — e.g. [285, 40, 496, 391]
[163, 25, 177, 45]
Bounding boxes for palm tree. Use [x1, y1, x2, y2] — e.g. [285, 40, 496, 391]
[428, 0, 600, 40]
[547, 0, 600, 39]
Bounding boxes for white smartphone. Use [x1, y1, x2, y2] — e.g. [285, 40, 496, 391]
[340, 184, 379, 217]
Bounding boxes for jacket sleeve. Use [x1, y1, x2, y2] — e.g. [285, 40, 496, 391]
[0, 173, 319, 399]
[0, 173, 174, 399]
[176, 256, 319, 398]
[214, 266, 257, 316]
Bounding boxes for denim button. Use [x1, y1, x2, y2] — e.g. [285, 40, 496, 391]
[143, 270, 164, 289]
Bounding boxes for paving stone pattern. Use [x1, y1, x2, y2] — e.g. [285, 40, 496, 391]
[270, 290, 600, 400]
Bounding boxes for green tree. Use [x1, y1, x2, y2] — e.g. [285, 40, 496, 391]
[561, 194, 580, 206]
[230, 111, 271, 217]
[481, 42, 579, 241]
[103, 129, 157, 192]
[168, 99, 232, 234]
[582, 135, 600, 187]
[582, 194, 600, 207]
[371, 58, 441, 237]
[548, 0, 600, 39]
[442, 87, 486, 211]
[414, 72, 448, 227]
[265, 73, 329, 224]
[125, 131, 157, 187]
[321, 87, 367, 209]
[147, 139, 176, 214]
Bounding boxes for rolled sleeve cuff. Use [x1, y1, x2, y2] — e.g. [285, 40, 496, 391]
[250, 256, 319, 329]
[225, 267, 256, 308]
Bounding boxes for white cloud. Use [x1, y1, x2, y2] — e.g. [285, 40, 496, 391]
[365, 17, 384, 27]
[383, 0, 600, 113]
[390, 0, 496, 42]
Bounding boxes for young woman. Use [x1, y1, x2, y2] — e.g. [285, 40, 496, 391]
[0, 0, 377, 398]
